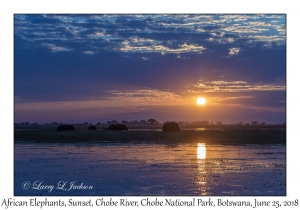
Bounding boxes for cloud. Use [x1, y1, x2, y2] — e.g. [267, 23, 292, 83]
[14, 14, 286, 55]
[14, 88, 185, 112]
[41, 43, 72, 52]
[228, 48, 240, 55]
[247, 35, 284, 43]
[206, 81, 247, 85]
[83, 51, 96, 54]
[209, 96, 254, 102]
[188, 80, 286, 93]
[228, 104, 285, 113]
[206, 37, 236, 44]
[87, 32, 120, 41]
[14, 96, 29, 104]
[105, 89, 184, 104]
[275, 24, 285, 34]
[120, 40, 206, 54]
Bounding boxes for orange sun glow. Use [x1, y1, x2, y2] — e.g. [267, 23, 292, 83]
[197, 97, 206, 105]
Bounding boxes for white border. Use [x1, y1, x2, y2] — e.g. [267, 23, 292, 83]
[1, 0, 298, 209]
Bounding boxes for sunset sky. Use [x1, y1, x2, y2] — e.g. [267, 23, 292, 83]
[14, 14, 286, 124]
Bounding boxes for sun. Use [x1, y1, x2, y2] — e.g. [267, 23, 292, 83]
[197, 97, 206, 105]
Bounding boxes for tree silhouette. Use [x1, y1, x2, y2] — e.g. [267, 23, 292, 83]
[147, 119, 158, 125]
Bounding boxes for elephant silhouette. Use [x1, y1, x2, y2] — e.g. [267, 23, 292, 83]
[88, 125, 97, 130]
[107, 124, 128, 131]
[162, 122, 180, 132]
[56, 124, 76, 131]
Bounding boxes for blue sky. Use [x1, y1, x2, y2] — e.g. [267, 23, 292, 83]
[14, 14, 286, 124]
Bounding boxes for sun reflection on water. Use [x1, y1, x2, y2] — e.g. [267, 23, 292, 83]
[196, 143, 208, 195]
[197, 143, 206, 159]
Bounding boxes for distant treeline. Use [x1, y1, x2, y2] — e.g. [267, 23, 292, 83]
[15, 119, 286, 126]
[14, 123, 286, 130]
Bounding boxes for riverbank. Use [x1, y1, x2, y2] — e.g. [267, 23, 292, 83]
[14, 130, 286, 144]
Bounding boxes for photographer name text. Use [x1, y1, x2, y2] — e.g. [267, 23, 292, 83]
[22, 181, 93, 193]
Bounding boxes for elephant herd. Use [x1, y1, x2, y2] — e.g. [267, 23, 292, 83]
[57, 122, 180, 132]
[56, 124, 129, 131]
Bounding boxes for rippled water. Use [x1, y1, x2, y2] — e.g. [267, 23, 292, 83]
[14, 142, 286, 196]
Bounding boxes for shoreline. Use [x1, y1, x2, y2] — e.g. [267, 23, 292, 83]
[14, 130, 286, 145]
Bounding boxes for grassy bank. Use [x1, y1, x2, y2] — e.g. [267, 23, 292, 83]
[14, 129, 286, 144]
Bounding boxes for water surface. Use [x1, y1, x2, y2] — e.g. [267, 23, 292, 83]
[14, 142, 286, 196]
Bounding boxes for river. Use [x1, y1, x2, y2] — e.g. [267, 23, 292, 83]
[14, 142, 286, 196]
